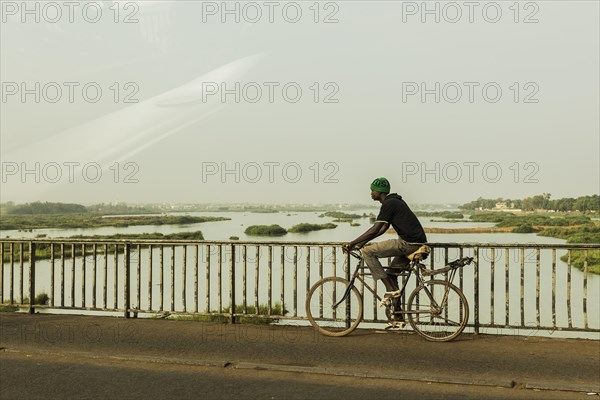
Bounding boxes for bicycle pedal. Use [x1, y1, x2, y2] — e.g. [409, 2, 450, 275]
[379, 290, 401, 307]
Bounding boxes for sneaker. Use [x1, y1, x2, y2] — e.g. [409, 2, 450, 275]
[384, 321, 406, 330]
[379, 290, 401, 307]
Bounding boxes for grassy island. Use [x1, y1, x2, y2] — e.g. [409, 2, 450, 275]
[415, 211, 465, 219]
[319, 211, 363, 220]
[0, 214, 229, 231]
[68, 231, 205, 240]
[288, 223, 337, 233]
[244, 225, 287, 236]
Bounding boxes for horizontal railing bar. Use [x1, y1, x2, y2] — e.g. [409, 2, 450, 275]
[4, 305, 302, 321]
[18, 305, 128, 312]
[426, 243, 599, 249]
[0, 238, 598, 249]
[0, 239, 348, 246]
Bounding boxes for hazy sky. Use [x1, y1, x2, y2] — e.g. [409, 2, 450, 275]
[1, 1, 598, 205]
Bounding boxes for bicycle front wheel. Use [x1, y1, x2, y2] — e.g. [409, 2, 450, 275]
[306, 277, 363, 337]
[407, 280, 469, 342]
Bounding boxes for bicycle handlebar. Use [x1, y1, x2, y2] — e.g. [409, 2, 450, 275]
[348, 250, 362, 259]
[448, 257, 474, 268]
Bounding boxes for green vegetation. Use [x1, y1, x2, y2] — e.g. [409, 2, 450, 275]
[4, 202, 87, 214]
[244, 225, 287, 236]
[469, 212, 591, 227]
[229, 236, 240, 240]
[0, 201, 230, 231]
[86, 203, 156, 214]
[69, 231, 205, 240]
[1, 201, 158, 215]
[415, 211, 464, 219]
[1, 231, 205, 262]
[0, 303, 19, 312]
[288, 223, 337, 233]
[1, 292, 53, 311]
[319, 211, 363, 220]
[465, 212, 599, 274]
[540, 226, 600, 274]
[167, 303, 288, 324]
[537, 225, 600, 243]
[511, 224, 538, 233]
[243, 222, 339, 234]
[0, 214, 228, 231]
[34, 292, 50, 305]
[460, 194, 599, 213]
[559, 250, 600, 274]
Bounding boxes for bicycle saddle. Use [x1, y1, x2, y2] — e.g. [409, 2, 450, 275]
[406, 245, 431, 261]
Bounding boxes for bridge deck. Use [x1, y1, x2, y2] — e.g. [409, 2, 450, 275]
[1, 313, 598, 398]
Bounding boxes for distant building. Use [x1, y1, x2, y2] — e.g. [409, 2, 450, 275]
[494, 202, 509, 210]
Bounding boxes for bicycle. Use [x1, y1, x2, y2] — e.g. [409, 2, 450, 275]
[305, 245, 474, 342]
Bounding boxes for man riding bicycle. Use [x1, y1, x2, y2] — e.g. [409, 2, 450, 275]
[342, 177, 428, 306]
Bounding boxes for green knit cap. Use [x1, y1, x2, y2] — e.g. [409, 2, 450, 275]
[370, 177, 390, 193]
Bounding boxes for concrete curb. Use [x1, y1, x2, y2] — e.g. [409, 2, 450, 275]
[234, 361, 516, 389]
[525, 381, 600, 394]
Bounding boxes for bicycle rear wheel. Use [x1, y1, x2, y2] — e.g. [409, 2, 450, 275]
[306, 277, 363, 337]
[407, 280, 468, 342]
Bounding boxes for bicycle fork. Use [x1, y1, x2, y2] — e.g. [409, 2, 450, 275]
[332, 271, 360, 309]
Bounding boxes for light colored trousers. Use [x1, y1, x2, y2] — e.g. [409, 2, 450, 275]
[361, 238, 422, 280]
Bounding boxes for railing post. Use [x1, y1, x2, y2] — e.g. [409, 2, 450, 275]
[230, 244, 236, 324]
[28, 242, 35, 314]
[0, 242, 4, 304]
[345, 248, 351, 329]
[474, 246, 479, 334]
[124, 243, 131, 318]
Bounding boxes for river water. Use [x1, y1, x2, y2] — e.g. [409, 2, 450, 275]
[0, 209, 542, 243]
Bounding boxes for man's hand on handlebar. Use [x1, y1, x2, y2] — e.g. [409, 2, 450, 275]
[343, 241, 366, 254]
[342, 243, 354, 254]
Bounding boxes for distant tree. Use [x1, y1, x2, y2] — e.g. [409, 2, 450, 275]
[8, 202, 87, 214]
[462, 194, 597, 213]
[574, 195, 600, 213]
[553, 198, 576, 212]
[521, 193, 551, 211]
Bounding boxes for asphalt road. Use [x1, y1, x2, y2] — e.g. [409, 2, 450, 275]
[1, 313, 599, 400]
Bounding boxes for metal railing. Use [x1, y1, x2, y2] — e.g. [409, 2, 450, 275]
[1, 239, 598, 335]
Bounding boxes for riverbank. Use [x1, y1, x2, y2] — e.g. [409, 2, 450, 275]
[424, 227, 513, 234]
[0, 214, 229, 231]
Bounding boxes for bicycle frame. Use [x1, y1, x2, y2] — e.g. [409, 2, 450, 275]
[335, 251, 472, 316]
